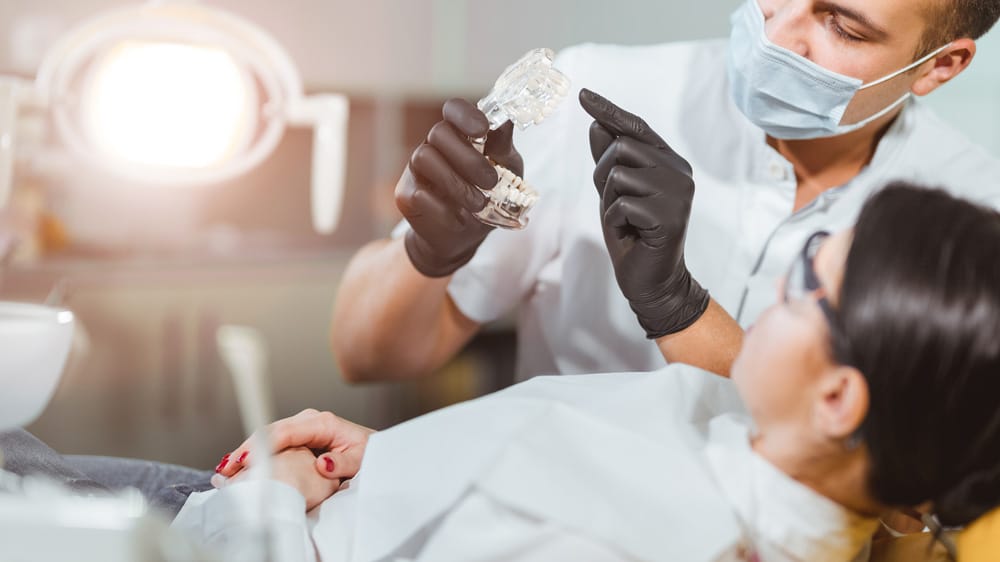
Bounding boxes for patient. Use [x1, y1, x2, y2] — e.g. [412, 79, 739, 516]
[172, 182, 1000, 561]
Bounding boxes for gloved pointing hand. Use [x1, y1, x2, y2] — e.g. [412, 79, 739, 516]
[396, 99, 524, 278]
[579, 88, 709, 339]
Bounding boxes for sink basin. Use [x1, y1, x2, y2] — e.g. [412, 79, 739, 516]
[0, 302, 74, 430]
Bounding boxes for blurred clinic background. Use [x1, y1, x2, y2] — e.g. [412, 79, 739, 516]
[1, 0, 999, 471]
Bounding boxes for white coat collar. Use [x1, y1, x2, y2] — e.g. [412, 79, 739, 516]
[705, 416, 879, 562]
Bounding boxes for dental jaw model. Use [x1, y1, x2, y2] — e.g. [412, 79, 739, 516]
[473, 48, 570, 229]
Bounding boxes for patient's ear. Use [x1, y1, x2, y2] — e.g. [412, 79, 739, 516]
[814, 366, 869, 441]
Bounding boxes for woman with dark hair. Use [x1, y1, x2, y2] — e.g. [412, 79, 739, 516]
[832, 185, 1000, 528]
[176, 183, 1000, 561]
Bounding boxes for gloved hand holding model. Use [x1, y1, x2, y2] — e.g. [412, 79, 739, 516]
[580, 88, 710, 339]
[396, 99, 524, 278]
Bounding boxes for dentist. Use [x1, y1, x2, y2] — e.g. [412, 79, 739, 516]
[332, 0, 1000, 383]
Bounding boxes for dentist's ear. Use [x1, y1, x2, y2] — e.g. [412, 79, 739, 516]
[912, 39, 976, 97]
[814, 365, 869, 443]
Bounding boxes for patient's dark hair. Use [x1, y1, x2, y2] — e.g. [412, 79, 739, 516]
[833, 182, 1000, 526]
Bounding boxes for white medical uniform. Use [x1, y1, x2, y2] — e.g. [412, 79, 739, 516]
[422, 39, 1000, 381]
[172, 368, 878, 561]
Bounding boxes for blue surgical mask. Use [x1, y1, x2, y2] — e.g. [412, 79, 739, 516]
[727, 0, 949, 140]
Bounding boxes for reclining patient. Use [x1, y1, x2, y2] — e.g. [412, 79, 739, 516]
[173, 184, 1000, 561]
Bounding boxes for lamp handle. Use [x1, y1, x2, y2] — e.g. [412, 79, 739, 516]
[288, 94, 350, 235]
[0, 79, 20, 210]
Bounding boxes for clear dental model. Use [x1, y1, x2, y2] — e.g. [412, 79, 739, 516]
[473, 48, 570, 229]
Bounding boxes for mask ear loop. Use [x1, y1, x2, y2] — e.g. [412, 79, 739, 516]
[857, 43, 952, 91]
[837, 44, 951, 128]
[838, 91, 912, 128]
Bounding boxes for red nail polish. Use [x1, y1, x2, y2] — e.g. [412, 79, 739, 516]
[324, 457, 334, 472]
[238, 451, 248, 463]
[215, 454, 230, 473]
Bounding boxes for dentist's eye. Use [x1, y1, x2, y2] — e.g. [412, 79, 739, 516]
[826, 14, 864, 43]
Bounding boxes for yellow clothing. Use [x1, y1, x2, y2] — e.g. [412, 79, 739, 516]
[960, 507, 1000, 562]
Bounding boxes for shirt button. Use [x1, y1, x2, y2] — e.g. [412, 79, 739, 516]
[768, 161, 787, 181]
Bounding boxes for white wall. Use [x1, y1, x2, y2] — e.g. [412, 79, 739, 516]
[0, 0, 740, 97]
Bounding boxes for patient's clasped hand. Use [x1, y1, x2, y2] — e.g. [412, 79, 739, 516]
[176, 178, 1000, 562]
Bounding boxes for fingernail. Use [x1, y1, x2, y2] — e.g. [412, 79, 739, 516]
[324, 457, 335, 473]
[238, 451, 248, 463]
[210, 473, 228, 489]
[214, 454, 231, 473]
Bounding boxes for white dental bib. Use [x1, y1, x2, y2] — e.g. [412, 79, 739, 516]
[175, 367, 876, 561]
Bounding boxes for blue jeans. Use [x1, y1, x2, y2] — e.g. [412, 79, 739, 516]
[0, 429, 213, 518]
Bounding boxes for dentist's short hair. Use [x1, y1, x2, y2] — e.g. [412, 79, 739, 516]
[918, 0, 1000, 55]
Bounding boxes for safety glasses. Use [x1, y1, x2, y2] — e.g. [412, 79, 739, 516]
[782, 230, 839, 330]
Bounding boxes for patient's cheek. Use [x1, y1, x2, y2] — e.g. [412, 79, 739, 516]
[733, 307, 821, 421]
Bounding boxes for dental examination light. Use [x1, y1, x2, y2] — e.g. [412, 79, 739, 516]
[0, 4, 347, 558]
[0, 0, 350, 234]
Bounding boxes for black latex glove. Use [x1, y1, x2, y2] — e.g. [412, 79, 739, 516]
[396, 99, 524, 278]
[579, 88, 709, 339]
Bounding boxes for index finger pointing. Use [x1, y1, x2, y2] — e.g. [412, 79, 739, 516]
[579, 88, 667, 149]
